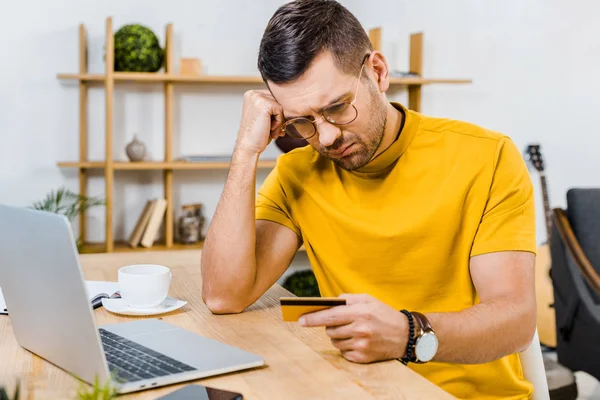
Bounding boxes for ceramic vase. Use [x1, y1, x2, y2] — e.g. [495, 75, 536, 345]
[125, 135, 146, 162]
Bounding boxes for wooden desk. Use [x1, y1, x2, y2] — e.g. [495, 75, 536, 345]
[0, 250, 453, 399]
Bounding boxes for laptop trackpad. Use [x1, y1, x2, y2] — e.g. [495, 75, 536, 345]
[103, 319, 264, 372]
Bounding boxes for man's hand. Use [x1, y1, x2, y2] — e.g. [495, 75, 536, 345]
[236, 90, 286, 155]
[299, 294, 408, 364]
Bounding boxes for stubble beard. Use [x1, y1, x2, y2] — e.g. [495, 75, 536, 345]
[326, 92, 387, 171]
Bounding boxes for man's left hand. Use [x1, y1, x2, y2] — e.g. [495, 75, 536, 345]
[299, 294, 408, 363]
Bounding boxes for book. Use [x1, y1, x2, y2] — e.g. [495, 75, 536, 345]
[0, 281, 119, 315]
[128, 199, 157, 248]
[177, 154, 277, 163]
[140, 198, 168, 248]
[178, 155, 233, 162]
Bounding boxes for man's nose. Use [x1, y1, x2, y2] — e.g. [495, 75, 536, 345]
[317, 120, 342, 147]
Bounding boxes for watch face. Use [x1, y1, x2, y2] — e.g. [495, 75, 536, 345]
[416, 332, 438, 362]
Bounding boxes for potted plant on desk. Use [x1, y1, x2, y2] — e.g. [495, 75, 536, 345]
[76, 376, 117, 400]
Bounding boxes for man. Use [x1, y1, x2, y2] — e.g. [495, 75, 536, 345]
[201, 1, 537, 399]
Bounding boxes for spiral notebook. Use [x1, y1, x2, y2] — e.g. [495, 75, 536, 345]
[0, 281, 119, 315]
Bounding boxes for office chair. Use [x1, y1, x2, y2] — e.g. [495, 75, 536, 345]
[550, 189, 600, 381]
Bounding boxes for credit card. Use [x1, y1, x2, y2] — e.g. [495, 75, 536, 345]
[280, 297, 346, 322]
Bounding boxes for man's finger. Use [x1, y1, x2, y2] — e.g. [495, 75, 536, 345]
[339, 293, 373, 305]
[299, 305, 357, 327]
[331, 337, 354, 351]
[325, 323, 355, 339]
[341, 350, 370, 364]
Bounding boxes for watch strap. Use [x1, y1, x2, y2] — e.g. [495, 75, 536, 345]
[411, 311, 433, 333]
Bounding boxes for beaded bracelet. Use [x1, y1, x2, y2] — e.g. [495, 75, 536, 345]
[399, 309, 416, 365]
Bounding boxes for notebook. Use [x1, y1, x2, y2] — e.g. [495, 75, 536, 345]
[0, 287, 6, 315]
[0, 281, 119, 315]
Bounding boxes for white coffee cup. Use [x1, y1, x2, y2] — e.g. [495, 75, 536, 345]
[118, 264, 171, 308]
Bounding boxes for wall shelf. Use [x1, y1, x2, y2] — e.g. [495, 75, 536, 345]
[57, 160, 278, 170]
[78, 240, 306, 254]
[57, 17, 470, 253]
[79, 240, 205, 254]
[57, 72, 471, 86]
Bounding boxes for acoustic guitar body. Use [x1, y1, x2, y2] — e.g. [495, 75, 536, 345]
[535, 243, 556, 347]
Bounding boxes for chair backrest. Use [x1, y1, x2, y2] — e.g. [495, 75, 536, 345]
[551, 206, 600, 381]
[519, 329, 550, 400]
[567, 188, 600, 276]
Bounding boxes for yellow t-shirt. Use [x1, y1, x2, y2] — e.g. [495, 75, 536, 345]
[256, 102, 536, 400]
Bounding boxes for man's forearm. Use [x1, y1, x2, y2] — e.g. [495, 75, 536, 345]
[425, 295, 536, 364]
[201, 146, 260, 313]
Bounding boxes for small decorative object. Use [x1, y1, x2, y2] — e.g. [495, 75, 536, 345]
[282, 269, 320, 297]
[114, 24, 164, 72]
[125, 135, 146, 162]
[177, 203, 206, 244]
[179, 58, 203, 76]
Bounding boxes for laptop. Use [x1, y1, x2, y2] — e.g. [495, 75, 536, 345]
[0, 204, 265, 393]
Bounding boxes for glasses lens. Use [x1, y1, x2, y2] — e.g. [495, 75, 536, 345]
[323, 102, 358, 125]
[285, 118, 316, 139]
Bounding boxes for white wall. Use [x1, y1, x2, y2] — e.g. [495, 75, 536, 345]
[342, 0, 600, 244]
[1, 0, 285, 240]
[1, 0, 598, 261]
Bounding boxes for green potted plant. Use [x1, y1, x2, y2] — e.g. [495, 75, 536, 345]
[76, 375, 118, 400]
[282, 269, 320, 297]
[31, 187, 105, 251]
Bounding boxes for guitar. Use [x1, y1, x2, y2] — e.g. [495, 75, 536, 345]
[525, 144, 556, 348]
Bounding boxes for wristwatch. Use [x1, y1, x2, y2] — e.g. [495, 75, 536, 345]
[410, 311, 439, 363]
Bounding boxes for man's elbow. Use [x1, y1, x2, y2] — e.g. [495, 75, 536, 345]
[202, 294, 247, 315]
[515, 304, 537, 352]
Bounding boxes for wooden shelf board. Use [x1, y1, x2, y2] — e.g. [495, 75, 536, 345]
[79, 240, 205, 254]
[58, 73, 471, 86]
[389, 77, 472, 85]
[57, 73, 265, 84]
[58, 161, 106, 169]
[80, 241, 306, 254]
[58, 160, 278, 170]
[57, 73, 105, 82]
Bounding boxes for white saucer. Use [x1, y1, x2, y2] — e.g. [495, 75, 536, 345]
[102, 297, 187, 316]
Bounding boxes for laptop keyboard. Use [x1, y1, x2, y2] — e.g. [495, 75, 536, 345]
[99, 328, 197, 383]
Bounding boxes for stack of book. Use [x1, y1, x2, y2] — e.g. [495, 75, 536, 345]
[128, 198, 168, 248]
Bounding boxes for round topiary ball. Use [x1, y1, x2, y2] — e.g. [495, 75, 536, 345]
[114, 24, 164, 72]
[282, 269, 320, 297]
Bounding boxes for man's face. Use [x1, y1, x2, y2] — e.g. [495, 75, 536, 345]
[269, 52, 387, 171]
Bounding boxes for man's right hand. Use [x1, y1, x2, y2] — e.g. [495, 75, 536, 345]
[236, 90, 286, 155]
[202, 90, 301, 315]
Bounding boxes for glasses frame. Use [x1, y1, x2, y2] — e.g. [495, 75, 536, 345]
[280, 53, 371, 140]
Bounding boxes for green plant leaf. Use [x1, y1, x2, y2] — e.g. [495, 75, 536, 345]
[0, 380, 20, 400]
[31, 187, 105, 223]
[75, 374, 118, 400]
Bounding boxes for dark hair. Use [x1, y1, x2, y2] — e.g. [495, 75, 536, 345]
[258, 0, 373, 84]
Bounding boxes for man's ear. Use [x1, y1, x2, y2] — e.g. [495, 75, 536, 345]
[369, 51, 390, 93]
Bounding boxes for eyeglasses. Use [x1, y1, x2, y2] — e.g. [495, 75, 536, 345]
[280, 54, 370, 140]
